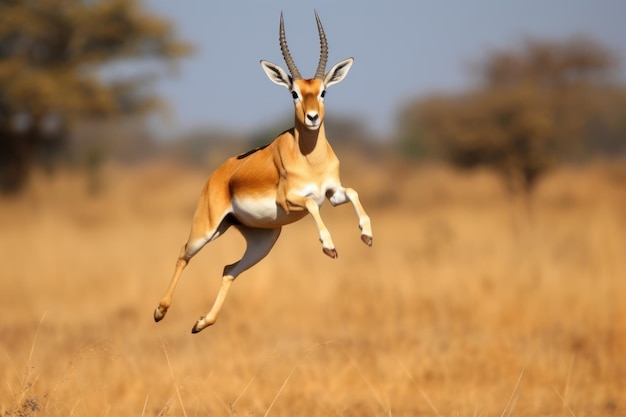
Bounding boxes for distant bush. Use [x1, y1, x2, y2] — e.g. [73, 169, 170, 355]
[398, 36, 626, 194]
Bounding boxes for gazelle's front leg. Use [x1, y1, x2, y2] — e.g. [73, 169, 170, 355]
[327, 186, 373, 246]
[287, 192, 338, 258]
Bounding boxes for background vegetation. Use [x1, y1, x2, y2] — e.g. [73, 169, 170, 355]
[0, 0, 190, 193]
[1, 1, 625, 196]
[398, 37, 626, 194]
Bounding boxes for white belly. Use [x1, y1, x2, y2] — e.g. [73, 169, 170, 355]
[231, 196, 304, 228]
[231, 182, 336, 228]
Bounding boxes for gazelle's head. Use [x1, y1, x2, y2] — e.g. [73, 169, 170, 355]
[261, 11, 353, 131]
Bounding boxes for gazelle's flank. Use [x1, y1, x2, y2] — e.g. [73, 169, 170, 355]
[154, 11, 373, 333]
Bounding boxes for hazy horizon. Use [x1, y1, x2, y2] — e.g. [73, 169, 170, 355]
[146, 1, 626, 138]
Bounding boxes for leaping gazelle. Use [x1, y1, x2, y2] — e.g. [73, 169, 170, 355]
[154, 11, 373, 333]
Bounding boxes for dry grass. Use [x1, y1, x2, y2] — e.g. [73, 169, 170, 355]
[0, 157, 624, 416]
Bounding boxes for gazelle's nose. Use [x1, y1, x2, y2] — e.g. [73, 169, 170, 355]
[306, 112, 319, 123]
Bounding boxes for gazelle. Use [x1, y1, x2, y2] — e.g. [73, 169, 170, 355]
[154, 11, 373, 333]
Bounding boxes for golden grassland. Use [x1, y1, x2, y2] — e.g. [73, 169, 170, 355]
[0, 157, 624, 417]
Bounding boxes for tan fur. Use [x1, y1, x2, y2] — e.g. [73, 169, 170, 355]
[154, 67, 372, 334]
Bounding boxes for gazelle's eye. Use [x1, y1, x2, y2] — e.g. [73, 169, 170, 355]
[320, 90, 326, 98]
[291, 91, 299, 100]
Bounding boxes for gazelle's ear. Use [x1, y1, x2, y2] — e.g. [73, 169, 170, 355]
[260, 60, 292, 90]
[324, 57, 354, 88]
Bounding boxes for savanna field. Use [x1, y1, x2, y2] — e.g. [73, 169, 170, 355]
[0, 156, 624, 417]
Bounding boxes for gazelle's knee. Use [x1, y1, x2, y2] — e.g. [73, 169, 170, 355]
[182, 241, 201, 260]
[222, 262, 238, 277]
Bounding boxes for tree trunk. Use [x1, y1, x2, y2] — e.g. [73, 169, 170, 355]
[0, 130, 34, 195]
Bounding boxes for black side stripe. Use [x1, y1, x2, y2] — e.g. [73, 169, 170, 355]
[236, 143, 270, 160]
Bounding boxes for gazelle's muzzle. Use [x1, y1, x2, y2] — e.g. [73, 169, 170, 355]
[305, 112, 321, 129]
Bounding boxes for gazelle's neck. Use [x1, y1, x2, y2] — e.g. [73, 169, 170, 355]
[294, 122, 328, 156]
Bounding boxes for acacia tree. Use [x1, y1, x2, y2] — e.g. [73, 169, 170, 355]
[0, 0, 191, 193]
[398, 37, 626, 194]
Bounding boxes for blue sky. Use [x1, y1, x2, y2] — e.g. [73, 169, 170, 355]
[146, 1, 626, 137]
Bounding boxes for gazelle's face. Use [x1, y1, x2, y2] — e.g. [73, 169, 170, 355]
[291, 79, 326, 130]
[260, 57, 353, 132]
[260, 12, 354, 133]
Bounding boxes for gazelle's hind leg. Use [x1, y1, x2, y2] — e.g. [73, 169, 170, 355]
[154, 215, 232, 323]
[191, 226, 281, 333]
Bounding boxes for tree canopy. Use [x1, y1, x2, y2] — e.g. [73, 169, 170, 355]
[398, 37, 626, 194]
[0, 0, 191, 193]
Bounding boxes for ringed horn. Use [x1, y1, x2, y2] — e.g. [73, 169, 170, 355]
[279, 10, 329, 80]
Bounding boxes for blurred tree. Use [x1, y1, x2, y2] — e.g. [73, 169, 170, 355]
[398, 37, 626, 194]
[0, 0, 191, 193]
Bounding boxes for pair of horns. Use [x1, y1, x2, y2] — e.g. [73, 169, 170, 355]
[279, 10, 328, 80]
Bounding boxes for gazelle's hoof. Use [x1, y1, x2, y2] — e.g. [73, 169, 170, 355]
[323, 247, 338, 258]
[154, 306, 167, 322]
[361, 234, 373, 246]
[192, 317, 207, 334]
